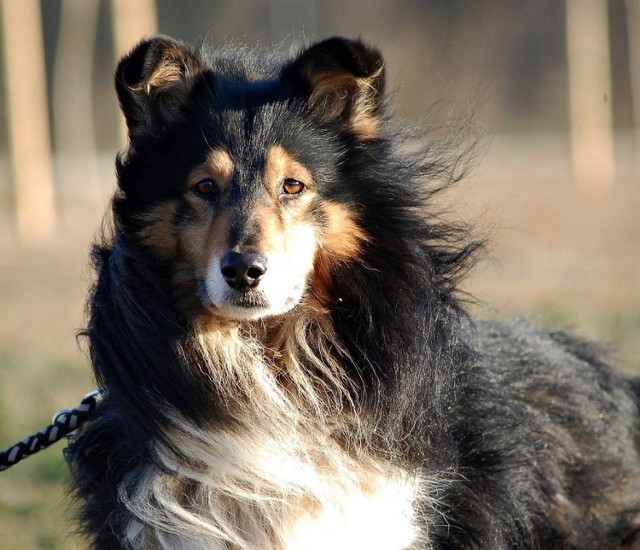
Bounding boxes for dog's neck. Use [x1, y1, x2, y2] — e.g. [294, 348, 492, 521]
[116, 302, 427, 549]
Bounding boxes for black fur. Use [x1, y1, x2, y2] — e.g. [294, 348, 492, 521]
[67, 36, 640, 548]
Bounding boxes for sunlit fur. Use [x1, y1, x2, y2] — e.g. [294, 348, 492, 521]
[118, 320, 427, 549]
[68, 35, 640, 550]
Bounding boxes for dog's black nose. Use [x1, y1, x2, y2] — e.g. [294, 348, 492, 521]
[220, 251, 267, 290]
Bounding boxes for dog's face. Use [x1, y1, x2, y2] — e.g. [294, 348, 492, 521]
[115, 37, 384, 320]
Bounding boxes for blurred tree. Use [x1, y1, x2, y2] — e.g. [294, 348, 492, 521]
[626, 0, 640, 172]
[0, 0, 56, 242]
[566, 0, 615, 193]
[53, 0, 101, 214]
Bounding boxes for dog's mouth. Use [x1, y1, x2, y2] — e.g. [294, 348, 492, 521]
[197, 278, 303, 321]
[219, 288, 271, 315]
[229, 291, 270, 309]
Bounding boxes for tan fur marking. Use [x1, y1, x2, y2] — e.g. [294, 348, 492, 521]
[253, 205, 284, 252]
[179, 209, 231, 273]
[133, 46, 203, 100]
[172, 209, 232, 317]
[264, 145, 315, 198]
[187, 149, 234, 190]
[187, 149, 235, 193]
[137, 201, 179, 259]
[308, 67, 384, 140]
[180, 150, 234, 276]
[320, 201, 368, 260]
[312, 254, 334, 306]
[312, 201, 368, 305]
[207, 149, 234, 185]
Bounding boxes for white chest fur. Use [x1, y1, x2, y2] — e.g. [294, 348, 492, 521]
[120, 326, 428, 549]
[123, 426, 425, 550]
[282, 472, 423, 550]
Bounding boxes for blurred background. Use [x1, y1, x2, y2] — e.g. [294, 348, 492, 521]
[0, 0, 638, 547]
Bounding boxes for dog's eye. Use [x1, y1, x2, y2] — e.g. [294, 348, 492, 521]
[194, 178, 216, 195]
[282, 179, 305, 196]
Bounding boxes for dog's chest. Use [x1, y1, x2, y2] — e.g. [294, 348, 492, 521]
[281, 473, 422, 550]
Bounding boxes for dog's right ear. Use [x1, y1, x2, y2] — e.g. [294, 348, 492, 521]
[115, 36, 207, 140]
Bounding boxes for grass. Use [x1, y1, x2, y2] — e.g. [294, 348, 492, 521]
[0, 353, 89, 549]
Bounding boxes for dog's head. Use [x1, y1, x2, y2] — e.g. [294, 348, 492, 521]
[114, 36, 385, 321]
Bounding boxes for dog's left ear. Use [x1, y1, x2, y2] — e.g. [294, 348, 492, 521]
[282, 37, 385, 140]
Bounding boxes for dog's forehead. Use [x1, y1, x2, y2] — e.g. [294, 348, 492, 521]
[212, 75, 284, 111]
[190, 77, 314, 174]
[206, 78, 297, 145]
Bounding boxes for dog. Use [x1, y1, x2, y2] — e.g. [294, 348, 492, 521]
[67, 35, 640, 549]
